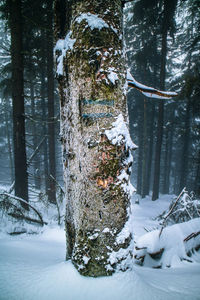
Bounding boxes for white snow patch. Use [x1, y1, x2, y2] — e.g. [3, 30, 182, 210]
[117, 170, 129, 181]
[121, 181, 136, 197]
[105, 114, 137, 150]
[105, 114, 136, 198]
[116, 219, 131, 244]
[75, 13, 118, 34]
[107, 69, 119, 85]
[0, 194, 200, 299]
[88, 233, 99, 240]
[82, 255, 90, 265]
[124, 152, 134, 165]
[103, 227, 111, 233]
[54, 31, 76, 75]
[117, 170, 136, 198]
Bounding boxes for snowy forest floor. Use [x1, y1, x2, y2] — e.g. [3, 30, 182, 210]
[0, 194, 200, 300]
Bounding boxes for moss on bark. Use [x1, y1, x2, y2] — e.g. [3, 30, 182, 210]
[55, 0, 133, 277]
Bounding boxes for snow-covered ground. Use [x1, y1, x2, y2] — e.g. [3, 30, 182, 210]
[0, 194, 200, 300]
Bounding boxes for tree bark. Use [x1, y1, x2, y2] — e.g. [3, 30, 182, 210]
[152, 3, 168, 201]
[163, 120, 174, 194]
[145, 102, 155, 195]
[40, 66, 49, 195]
[179, 99, 191, 192]
[4, 99, 14, 183]
[136, 100, 144, 195]
[194, 150, 200, 196]
[55, 0, 134, 276]
[30, 81, 41, 189]
[46, 0, 57, 204]
[8, 0, 28, 208]
[141, 98, 148, 198]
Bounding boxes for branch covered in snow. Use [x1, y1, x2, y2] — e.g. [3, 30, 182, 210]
[127, 70, 178, 99]
[134, 218, 200, 268]
[159, 188, 186, 237]
[158, 189, 200, 228]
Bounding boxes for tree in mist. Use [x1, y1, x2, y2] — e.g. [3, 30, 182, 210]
[151, 0, 178, 201]
[8, 0, 28, 207]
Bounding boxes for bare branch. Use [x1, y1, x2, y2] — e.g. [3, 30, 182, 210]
[159, 188, 186, 237]
[0, 192, 47, 226]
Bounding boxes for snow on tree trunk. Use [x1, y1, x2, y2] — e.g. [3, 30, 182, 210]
[55, 0, 135, 277]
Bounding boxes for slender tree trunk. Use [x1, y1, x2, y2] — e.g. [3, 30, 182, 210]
[152, 14, 167, 201]
[40, 67, 49, 194]
[161, 129, 169, 193]
[152, 0, 177, 200]
[8, 0, 28, 207]
[136, 102, 144, 195]
[145, 102, 155, 195]
[173, 145, 181, 195]
[142, 98, 148, 198]
[4, 100, 14, 182]
[46, 0, 56, 204]
[30, 82, 41, 189]
[152, 99, 164, 201]
[179, 98, 191, 192]
[163, 120, 174, 194]
[194, 150, 200, 196]
[55, 0, 134, 277]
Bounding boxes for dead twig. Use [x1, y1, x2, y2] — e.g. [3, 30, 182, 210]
[184, 231, 200, 242]
[0, 192, 46, 226]
[159, 188, 186, 238]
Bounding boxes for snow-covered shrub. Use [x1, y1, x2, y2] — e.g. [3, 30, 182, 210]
[158, 190, 200, 226]
[134, 218, 200, 268]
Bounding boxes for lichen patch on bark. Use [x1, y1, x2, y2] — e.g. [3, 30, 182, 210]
[55, 0, 135, 277]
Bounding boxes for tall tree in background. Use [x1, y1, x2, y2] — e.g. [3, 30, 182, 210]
[8, 0, 28, 206]
[152, 0, 177, 200]
[55, 0, 135, 276]
[125, 0, 161, 198]
[46, 0, 56, 204]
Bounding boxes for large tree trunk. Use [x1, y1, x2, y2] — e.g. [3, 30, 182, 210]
[55, 0, 135, 277]
[8, 0, 28, 207]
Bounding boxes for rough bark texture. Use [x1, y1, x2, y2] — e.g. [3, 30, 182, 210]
[9, 0, 28, 207]
[55, 0, 133, 277]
